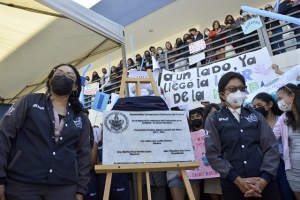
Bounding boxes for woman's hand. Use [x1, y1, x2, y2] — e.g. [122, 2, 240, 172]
[234, 176, 261, 195]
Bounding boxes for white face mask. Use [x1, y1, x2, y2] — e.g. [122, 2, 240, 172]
[225, 90, 247, 107]
[242, 12, 248, 17]
[205, 31, 209, 36]
[277, 97, 292, 112]
[158, 50, 163, 54]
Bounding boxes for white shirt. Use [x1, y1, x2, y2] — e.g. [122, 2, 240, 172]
[228, 107, 241, 123]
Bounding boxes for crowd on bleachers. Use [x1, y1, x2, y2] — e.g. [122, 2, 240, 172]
[85, 1, 300, 97]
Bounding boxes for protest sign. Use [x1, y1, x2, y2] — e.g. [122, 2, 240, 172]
[241, 16, 263, 35]
[188, 52, 205, 65]
[189, 39, 206, 54]
[84, 82, 99, 95]
[128, 70, 160, 97]
[245, 64, 300, 105]
[161, 47, 276, 107]
[187, 130, 220, 179]
[102, 111, 195, 164]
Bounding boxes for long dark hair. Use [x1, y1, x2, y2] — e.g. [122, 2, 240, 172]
[212, 20, 221, 31]
[203, 104, 220, 127]
[224, 15, 234, 25]
[127, 58, 135, 66]
[46, 63, 82, 113]
[277, 83, 300, 131]
[253, 92, 283, 116]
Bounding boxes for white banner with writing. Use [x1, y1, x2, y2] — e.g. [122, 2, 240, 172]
[245, 64, 300, 105]
[102, 111, 195, 164]
[161, 47, 276, 107]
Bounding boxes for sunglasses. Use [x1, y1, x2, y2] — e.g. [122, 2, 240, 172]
[54, 69, 76, 80]
[224, 85, 247, 93]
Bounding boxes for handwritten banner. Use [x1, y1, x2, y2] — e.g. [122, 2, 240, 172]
[241, 17, 263, 35]
[187, 130, 220, 179]
[245, 64, 300, 105]
[189, 39, 206, 54]
[84, 82, 99, 95]
[161, 47, 276, 107]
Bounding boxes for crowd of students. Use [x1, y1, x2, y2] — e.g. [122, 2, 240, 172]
[84, 1, 300, 97]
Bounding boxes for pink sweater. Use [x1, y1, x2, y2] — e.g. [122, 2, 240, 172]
[273, 113, 291, 170]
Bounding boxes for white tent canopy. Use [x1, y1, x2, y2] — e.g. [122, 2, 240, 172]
[0, 0, 124, 103]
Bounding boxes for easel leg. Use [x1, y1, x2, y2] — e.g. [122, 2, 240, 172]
[145, 171, 152, 200]
[103, 172, 112, 200]
[137, 172, 143, 200]
[181, 169, 196, 200]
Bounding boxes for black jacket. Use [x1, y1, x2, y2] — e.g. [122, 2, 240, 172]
[0, 93, 91, 195]
[204, 106, 279, 188]
[225, 20, 242, 43]
[278, 3, 300, 18]
[191, 32, 204, 42]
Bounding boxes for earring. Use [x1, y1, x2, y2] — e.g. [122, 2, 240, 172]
[72, 90, 78, 96]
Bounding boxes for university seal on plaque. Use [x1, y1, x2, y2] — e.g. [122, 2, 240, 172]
[104, 112, 129, 133]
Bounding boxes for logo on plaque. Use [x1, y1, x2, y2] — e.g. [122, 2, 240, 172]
[104, 112, 129, 133]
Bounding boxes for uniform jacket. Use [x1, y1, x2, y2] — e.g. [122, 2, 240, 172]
[278, 3, 300, 18]
[0, 93, 91, 195]
[204, 106, 279, 188]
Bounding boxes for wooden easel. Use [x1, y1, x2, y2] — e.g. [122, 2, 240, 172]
[95, 68, 200, 200]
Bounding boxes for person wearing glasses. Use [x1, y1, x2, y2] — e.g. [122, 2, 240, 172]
[0, 64, 91, 200]
[204, 72, 279, 200]
[274, 84, 300, 200]
[253, 92, 296, 200]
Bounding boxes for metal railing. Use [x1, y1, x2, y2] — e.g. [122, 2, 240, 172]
[84, 10, 300, 109]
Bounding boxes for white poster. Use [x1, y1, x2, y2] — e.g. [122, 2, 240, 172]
[245, 65, 300, 105]
[102, 111, 195, 164]
[160, 47, 276, 107]
[188, 52, 205, 65]
[128, 71, 160, 97]
[241, 16, 263, 35]
[189, 39, 206, 54]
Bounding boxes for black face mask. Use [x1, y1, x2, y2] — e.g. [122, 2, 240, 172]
[51, 75, 74, 96]
[191, 119, 203, 128]
[136, 57, 142, 62]
[255, 106, 268, 117]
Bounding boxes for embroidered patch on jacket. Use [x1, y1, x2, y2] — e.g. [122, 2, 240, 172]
[219, 117, 228, 121]
[73, 117, 82, 129]
[244, 113, 258, 122]
[5, 106, 15, 116]
[204, 130, 210, 138]
[32, 104, 44, 110]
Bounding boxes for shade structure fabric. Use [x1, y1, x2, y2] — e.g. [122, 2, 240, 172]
[0, 0, 124, 103]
